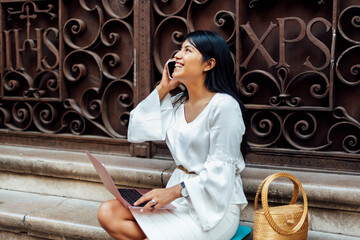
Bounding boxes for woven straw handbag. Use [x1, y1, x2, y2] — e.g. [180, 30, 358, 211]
[253, 172, 308, 240]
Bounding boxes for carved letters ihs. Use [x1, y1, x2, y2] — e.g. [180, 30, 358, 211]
[4, 28, 59, 72]
[2, 2, 59, 99]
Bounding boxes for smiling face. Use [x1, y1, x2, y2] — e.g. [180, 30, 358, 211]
[172, 40, 210, 86]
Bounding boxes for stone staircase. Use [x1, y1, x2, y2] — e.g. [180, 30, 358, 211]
[0, 145, 175, 239]
[0, 144, 359, 239]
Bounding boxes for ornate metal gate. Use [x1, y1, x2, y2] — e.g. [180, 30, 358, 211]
[0, 0, 359, 173]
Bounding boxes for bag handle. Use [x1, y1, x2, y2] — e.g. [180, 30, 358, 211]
[254, 173, 299, 210]
[254, 172, 308, 235]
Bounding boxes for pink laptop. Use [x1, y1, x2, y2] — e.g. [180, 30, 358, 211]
[86, 151, 175, 209]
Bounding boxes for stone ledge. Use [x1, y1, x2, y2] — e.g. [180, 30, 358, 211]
[1, 145, 360, 237]
[0, 189, 111, 240]
[240, 199, 360, 237]
[241, 166, 360, 237]
[242, 165, 360, 212]
[1, 189, 357, 240]
[0, 171, 115, 202]
[0, 146, 360, 212]
[1, 145, 359, 210]
[0, 145, 175, 189]
[239, 221, 360, 240]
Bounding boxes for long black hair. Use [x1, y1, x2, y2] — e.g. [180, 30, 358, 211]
[177, 30, 250, 157]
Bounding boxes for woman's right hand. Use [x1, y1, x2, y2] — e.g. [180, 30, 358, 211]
[157, 60, 181, 100]
[134, 184, 182, 213]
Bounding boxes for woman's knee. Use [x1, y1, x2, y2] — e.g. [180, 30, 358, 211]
[97, 200, 142, 238]
[97, 200, 133, 226]
[97, 200, 118, 225]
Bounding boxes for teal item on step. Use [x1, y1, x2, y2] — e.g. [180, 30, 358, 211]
[230, 225, 252, 240]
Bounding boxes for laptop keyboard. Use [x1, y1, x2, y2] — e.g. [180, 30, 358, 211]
[118, 188, 148, 207]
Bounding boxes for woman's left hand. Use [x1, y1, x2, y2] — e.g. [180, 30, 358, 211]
[134, 184, 182, 212]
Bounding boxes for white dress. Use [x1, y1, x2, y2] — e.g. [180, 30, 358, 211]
[127, 89, 248, 240]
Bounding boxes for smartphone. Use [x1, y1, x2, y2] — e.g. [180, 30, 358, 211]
[167, 60, 176, 79]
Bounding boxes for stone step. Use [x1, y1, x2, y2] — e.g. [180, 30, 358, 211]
[240, 166, 360, 237]
[0, 189, 111, 240]
[239, 221, 360, 240]
[0, 145, 175, 202]
[1, 189, 358, 240]
[1, 145, 360, 238]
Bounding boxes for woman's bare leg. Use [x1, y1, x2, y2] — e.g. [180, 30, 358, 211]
[97, 199, 147, 240]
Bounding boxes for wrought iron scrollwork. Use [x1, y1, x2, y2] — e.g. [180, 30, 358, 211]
[248, 106, 360, 154]
[101, 0, 133, 19]
[101, 80, 134, 138]
[33, 102, 62, 134]
[336, 46, 360, 86]
[153, 0, 187, 17]
[282, 112, 330, 151]
[238, 0, 360, 160]
[61, 0, 134, 138]
[188, 0, 236, 43]
[336, 6, 360, 87]
[63, 1, 105, 50]
[153, 0, 236, 74]
[4, 102, 33, 131]
[0, 0, 359, 165]
[328, 107, 360, 153]
[0, 0, 134, 139]
[239, 68, 330, 107]
[153, 16, 188, 74]
[338, 5, 360, 44]
[248, 111, 282, 147]
[61, 110, 86, 135]
[248, 0, 263, 9]
[100, 19, 134, 79]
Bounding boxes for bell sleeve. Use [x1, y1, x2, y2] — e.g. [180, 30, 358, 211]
[127, 89, 174, 143]
[184, 97, 246, 231]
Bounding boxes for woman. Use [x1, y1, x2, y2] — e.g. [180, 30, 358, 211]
[97, 30, 249, 240]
